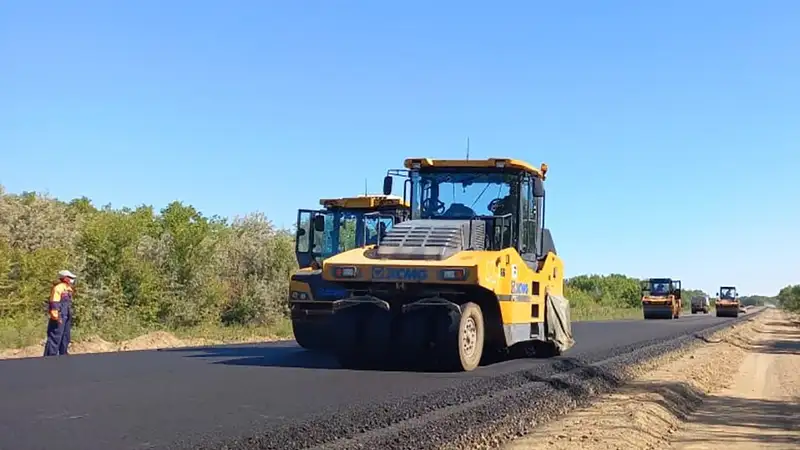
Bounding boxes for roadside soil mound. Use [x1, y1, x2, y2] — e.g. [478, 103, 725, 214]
[502, 309, 797, 450]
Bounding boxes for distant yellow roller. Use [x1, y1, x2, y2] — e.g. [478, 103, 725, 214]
[715, 285, 740, 318]
[641, 278, 682, 319]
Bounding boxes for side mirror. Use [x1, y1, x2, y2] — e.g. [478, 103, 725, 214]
[532, 178, 545, 198]
[297, 228, 306, 237]
[383, 176, 393, 195]
[313, 215, 325, 232]
[715, 292, 719, 297]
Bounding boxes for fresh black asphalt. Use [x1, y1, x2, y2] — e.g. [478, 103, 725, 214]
[0, 312, 740, 450]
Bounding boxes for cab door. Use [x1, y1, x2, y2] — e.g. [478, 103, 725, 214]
[295, 209, 327, 268]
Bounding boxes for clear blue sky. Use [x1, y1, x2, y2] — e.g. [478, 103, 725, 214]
[1, 1, 797, 296]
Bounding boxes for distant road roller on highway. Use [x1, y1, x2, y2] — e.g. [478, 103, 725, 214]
[641, 278, 682, 319]
[289, 194, 410, 351]
[715, 286, 740, 317]
[320, 157, 574, 372]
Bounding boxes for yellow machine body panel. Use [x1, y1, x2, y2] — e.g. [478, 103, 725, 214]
[403, 157, 547, 179]
[321, 246, 564, 326]
[641, 294, 679, 304]
[716, 300, 740, 310]
[289, 277, 316, 302]
[716, 299, 740, 306]
[319, 194, 410, 210]
[715, 300, 740, 317]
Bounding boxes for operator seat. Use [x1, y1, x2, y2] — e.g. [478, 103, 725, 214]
[442, 203, 475, 218]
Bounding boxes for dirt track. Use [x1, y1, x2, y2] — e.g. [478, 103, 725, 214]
[502, 308, 800, 450]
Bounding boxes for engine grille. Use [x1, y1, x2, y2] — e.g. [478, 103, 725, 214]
[376, 219, 485, 260]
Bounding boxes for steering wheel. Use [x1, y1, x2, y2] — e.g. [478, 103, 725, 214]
[488, 198, 505, 213]
[422, 198, 446, 215]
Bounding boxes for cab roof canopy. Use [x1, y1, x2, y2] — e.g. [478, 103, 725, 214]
[319, 194, 409, 209]
[403, 157, 548, 180]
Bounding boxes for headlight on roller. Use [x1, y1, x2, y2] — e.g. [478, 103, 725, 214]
[440, 268, 467, 281]
[333, 266, 358, 278]
[290, 291, 309, 300]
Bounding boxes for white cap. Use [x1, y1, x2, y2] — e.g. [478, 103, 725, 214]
[58, 269, 77, 279]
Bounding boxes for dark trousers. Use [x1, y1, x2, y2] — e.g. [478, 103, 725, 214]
[44, 306, 72, 356]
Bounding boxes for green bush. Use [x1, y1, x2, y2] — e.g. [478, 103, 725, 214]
[777, 285, 800, 312]
[0, 187, 298, 347]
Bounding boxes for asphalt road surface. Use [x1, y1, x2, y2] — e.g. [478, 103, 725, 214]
[0, 312, 740, 450]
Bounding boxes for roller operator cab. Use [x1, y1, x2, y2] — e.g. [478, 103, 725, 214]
[321, 157, 575, 372]
[290, 194, 410, 351]
[641, 278, 682, 319]
[715, 286, 740, 318]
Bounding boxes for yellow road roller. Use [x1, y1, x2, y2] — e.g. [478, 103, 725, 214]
[715, 285, 740, 318]
[290, 194, 410, 351]
[320, 157, 574, 372]
[641, 278, 682, 319]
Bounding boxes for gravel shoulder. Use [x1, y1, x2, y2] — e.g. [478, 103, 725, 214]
[669, 309, 800, 450]
[501, 308, 799, 450]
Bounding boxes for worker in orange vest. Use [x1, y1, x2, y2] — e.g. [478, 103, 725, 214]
[44, 270, 77, 357]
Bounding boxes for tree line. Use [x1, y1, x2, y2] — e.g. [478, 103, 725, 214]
[0, 187, 296, 337]
[776, 285, 800, 312]
[565, 274, 709, 310]
[0, 186, 792, 346]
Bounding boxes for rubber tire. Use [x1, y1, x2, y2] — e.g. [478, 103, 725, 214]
[435, 302, 485, 372]
[332, 308, 367, 369]
[292, 320, 326, 352]
[396, 309, 432, 369]
[361, 309, 392, 366]
[457, 303, 485, 372]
